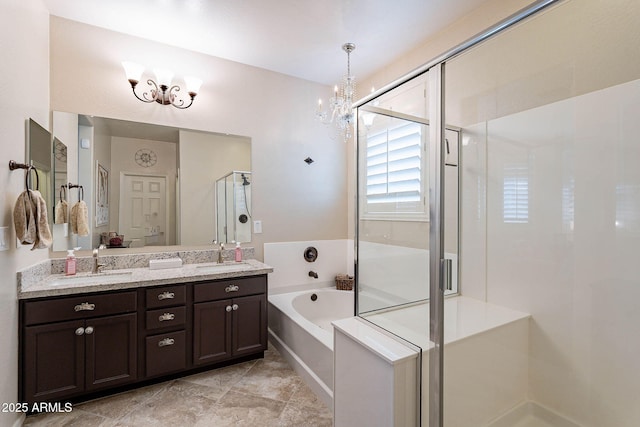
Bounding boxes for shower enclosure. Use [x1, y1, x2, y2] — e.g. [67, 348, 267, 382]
[353, 0, 640, 425]
[215, 170, 252, 244]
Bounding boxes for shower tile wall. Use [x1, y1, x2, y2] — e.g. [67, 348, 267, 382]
[462, 78, 640, 426]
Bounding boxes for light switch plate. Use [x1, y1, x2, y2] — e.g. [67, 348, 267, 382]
[0, 226, 9, 251]
[253, 220, 263, 234]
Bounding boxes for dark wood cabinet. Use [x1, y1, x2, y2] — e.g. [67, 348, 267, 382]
[20, 274, 267, 405]
[232, 294, 267, 357]
[22, 294, 138, 404]
[85, 313, 137, 391]
[194, 300, 232, 365]
[23, 320, 85, 403]
[193, 278, 267, 367]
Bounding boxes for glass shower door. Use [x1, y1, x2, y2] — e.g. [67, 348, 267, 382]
[356, 63, 458, 425]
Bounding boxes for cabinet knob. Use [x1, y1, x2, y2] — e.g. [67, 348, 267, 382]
[232, 304, 239, 311]
[158, 291, 175, 300]
[75, 327, 85, 336]
[226, 305, 232, 312]
[74, 302, 96, 312]
[225, 284, 240, 293]
[158, 338, 175, 347]
[84, 326, 94, 335]
[159, 312, 176, 322]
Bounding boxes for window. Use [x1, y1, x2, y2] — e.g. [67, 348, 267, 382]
[363, 119, 428, 220]
[503, 163, 529, 223]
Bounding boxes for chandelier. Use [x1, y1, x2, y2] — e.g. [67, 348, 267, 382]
[122, 62, 202, 109]
[316, 43, 356, 141]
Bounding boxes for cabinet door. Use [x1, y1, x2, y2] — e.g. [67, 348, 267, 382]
[146, 330, 187, 377]
[85, 313, 137, 391]
[232, 294, 267, 357]
[193, 300, 232, 366]
[23, 320, 85, 403]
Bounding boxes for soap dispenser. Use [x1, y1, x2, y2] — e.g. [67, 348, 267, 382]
[235, 242, 242, 262]
[65, 248, 77, 276]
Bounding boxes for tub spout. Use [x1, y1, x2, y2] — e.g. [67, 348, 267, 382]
[308, 271, 319, 279]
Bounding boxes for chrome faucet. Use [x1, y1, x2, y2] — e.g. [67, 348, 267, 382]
[212, 240, 225, 264]
[92, 246, 106, 273]
[218, 243, 225, 263]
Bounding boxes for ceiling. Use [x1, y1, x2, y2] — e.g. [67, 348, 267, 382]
[43, 0, 490, 86]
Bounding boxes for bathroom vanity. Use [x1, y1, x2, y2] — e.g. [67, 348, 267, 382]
[17, 255, 271, 405]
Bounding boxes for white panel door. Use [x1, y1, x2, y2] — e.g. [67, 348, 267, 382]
[120, 175, 166, 246]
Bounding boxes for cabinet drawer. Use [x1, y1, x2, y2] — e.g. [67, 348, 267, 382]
[145, 306, 186, 330]
[145, 330, 186, 377]
[145, 285, 186, 309]
[193, 276, 266, 303]
[23, 292, 137, 326]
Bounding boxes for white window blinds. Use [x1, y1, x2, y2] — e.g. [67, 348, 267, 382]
[366, 122, 423, 205]
[503, 164, 529, 223]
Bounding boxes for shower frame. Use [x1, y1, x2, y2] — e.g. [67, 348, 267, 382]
[353, 0, 561, 425]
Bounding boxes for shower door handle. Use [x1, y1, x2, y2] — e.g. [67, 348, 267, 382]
[440, 258, 452, 292]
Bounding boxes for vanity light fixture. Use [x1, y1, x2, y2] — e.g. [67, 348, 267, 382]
[122, 61, 202, 109]
[315, 43, 356, 142]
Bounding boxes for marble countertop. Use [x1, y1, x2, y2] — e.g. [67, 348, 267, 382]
[19, 259, 273, 299]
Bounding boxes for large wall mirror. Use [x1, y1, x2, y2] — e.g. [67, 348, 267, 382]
[52, 112, 251, 252]
[28, 119, 53, 225]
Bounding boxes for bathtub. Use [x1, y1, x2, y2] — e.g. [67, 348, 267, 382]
[268, 288, 354, 407]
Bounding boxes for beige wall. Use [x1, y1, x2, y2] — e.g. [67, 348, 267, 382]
[0, 0, 49, 425]
[49, 16, 348, 260]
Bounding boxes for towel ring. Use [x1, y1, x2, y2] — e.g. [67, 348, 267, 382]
[59, 185, 67, 202]
[25, 166, 39, 192]
[68, 183, 84, 201]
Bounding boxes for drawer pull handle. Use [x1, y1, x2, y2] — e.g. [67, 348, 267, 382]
[158, 291, 175, 300]
[159, 313, 176, 322]
[225, 285, 240, 293]
[74, 302, 96, 312]
[75, 327, 85, 336]
[84, 326, 94, 335]
[232, 304, 239, 311]
[158, 338, 175, 347]
[226, 305, 232, 312]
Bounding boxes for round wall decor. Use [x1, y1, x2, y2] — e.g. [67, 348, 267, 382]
[135, 149, 157, 167]
[54, 140, 67, 161]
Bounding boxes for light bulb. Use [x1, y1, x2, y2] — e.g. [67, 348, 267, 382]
[184, 76, 202, 94]
[153, 68, 174, 87]
[122, 61, 144, 83]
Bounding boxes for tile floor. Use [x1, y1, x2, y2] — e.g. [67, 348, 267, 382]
[23, 344, 332, 426]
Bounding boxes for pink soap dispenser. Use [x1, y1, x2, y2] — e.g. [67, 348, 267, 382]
[235, 242, 242, 262]
[65, 248, 77, 276]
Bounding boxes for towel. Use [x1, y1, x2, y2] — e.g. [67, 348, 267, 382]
[70, 200, 89, 236]
[54, 199, 68, 224]
[13, 190, 52, 250]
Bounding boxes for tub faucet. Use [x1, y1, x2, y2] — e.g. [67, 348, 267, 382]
[308, 271, 318, 279]
[92, 247, 106, 274]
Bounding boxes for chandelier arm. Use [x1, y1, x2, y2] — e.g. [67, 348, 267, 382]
[169, 85, 196, 109]
[139, 79, 159, 103]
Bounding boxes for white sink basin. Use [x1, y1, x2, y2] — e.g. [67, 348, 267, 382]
[195, 262, 252, 274]
[49, 271, 133, 286]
